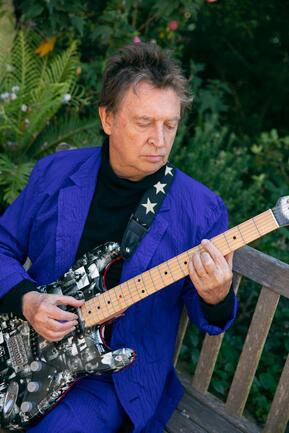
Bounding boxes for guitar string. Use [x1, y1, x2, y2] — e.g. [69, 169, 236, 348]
[83, 209, 282, 323]
[83, 206, 283, 320]
[83, 205, 288, 323]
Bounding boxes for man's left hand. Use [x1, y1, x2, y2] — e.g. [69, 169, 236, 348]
[188, 239, 233, 305]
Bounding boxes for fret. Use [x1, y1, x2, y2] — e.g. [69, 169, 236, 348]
[140, 271, 155, 295]
[115, 284, 129, 309]
[129, 277, 146, 301]
[252, 216, 263, 236]
[158, 262, 175, 287]
[148, 268, 159, 293]
[214, 232, 231, 255]
[100, 290, 114, 314]
[222, 227, 245, 251]
[237, 219, 259, 243]
[155, 265, 165, 288]
[175, 254, 187, 278]
[122, 278, 134, 301]
[134, 274, 151, 297]
[254, 210, 278, 234]
[166, 259, 177, 282]
[237, 225, 246, 244]
[168, 257, 185, 280]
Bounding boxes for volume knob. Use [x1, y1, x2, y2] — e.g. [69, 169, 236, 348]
[27, 381, 40, 393]
[20, 401, 33, 413]
[30, 361, 42, 372]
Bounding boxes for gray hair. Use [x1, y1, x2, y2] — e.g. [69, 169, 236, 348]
[99, 42, 192, 116]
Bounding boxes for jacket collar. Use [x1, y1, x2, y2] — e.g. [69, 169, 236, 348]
[55, 146, 171, 278]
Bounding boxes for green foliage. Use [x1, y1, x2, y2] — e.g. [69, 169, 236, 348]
[2, 0, 289, 427]
[0, 29, 100, 206]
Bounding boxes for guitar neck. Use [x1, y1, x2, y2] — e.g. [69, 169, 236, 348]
[81, 209, 279, 328]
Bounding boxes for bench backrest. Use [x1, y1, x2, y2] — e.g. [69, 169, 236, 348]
[174, 246, 289, 433]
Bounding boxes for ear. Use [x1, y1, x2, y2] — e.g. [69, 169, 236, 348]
[98, 106, 114, 135]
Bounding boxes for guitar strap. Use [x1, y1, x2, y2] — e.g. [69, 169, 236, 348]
[120, 163, 175, 259]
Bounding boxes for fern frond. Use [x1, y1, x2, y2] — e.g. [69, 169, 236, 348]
[32, 115, 101, 156]
[42, 41, 79, 86]
[18, 82, 70, 151]
[0, 0, 15, 85]
[0, 154, 34, 204]
[7, 31, 42, 104]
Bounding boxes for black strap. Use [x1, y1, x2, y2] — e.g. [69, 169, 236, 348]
[120, 163, 175, 259]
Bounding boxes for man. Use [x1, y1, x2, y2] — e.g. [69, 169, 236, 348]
[0, 43, 236, 432]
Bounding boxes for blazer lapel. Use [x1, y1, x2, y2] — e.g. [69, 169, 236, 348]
[55, 150, 102, 277]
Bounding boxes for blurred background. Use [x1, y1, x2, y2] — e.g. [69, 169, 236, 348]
[0, 0, 288, 429]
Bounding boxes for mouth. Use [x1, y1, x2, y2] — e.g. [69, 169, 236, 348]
[142, 155, 164, 162]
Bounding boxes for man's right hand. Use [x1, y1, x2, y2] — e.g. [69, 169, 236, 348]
[22, 291, 84, 342]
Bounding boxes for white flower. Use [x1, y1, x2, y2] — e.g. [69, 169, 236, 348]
[12, 85, 20, 93]
[21, 104, 28, 112]
[62, 93, 71, 104]
[10, 93, 17, 101]
[0, 92, 10, 101]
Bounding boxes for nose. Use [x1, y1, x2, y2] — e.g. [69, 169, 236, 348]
[149, 124, 165, 148]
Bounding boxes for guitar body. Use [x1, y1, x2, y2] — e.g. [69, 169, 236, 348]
[0, 242, 135, 431]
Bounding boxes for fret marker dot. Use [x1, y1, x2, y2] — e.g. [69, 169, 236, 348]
[142, 290, 145, 293]
[233, 236, 237, 240]
[119, 295, 122, 298]
[88, 310, 91, 314]
[137, 279, 141, 282]
[97, 306, 100, 309]
[184, 261, 187, 265]
[164, 271, 168, 275]
[107, 301, 110, 304]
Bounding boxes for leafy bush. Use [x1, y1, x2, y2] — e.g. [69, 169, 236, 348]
[0, 29, 100, 207]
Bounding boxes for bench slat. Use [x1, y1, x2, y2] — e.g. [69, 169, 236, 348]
[234, 247, 289, 298]
[226, 285, 279, 416]
[263, 353, 289, 433]
[165, 406, 209, 433]
[192, 273, 242, 393]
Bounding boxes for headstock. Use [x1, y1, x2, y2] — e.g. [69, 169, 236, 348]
[272, 196, 289, 227]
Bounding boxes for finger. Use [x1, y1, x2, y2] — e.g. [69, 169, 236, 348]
[200, 251, 216, 274]
[46, 305, 79, 321]
[192, 252, 208, 278]
[201, 239, 228, 267]
[46, 317, 78, 332]
[55, 295, 85, 308]
[225, 251, 234, 268]
[45, 326, 76, 342]
[188, 259, 202, 289]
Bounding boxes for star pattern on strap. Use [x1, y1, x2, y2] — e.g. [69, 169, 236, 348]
[153, 181, 167, 194]
[141, 197, 157, 214]
[165, 166, 173, 176]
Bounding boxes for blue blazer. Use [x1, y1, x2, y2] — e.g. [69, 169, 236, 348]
[0, 146, 237, 432]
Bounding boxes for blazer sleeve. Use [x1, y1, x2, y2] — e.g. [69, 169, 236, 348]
[181, 196, 238, 335]
[0, 160, 44, 298]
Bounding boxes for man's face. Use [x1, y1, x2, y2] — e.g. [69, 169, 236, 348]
[99, 81, 181, 181]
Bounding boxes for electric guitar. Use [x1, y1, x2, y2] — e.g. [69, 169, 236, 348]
[0, 196, 288, 431]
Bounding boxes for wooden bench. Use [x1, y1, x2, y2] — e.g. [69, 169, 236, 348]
[165, 246, 289, 433]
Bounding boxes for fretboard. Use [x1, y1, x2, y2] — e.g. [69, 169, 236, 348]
[81, 209, 279, 328]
